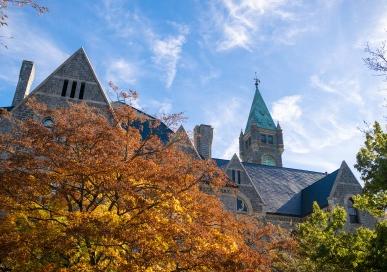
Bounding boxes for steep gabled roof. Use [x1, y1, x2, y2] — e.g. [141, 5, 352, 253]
[111, 101, 174, 144]
[245, 85, 276, 133]
[213, 158, 327, 216]
[301, 170, 339, 216]
[11, 47, 112, 113]
[172, 126, 201, 159]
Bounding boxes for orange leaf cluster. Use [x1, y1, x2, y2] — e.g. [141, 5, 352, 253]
[0, 102, 294, 271]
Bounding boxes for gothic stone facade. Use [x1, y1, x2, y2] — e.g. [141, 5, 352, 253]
[1, 48, 376, 230]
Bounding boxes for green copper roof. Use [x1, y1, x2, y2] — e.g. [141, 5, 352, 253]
[245, 85, 276, 133]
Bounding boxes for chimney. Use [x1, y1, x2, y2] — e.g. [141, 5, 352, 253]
[12, 60, 35, 107]
[194, 124, 213, 159]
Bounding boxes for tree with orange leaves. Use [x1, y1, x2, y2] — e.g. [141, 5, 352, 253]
[0, 100, 294, 272]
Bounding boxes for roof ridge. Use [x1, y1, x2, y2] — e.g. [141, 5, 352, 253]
[212, 158, 326, 174]
[302, 169, 339, 192]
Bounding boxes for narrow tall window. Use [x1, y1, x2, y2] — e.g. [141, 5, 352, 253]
[70, 81, 77, 98]
[348, 199, 359, 223]
[79, 82, 85, 99]
[232, 170, 235, 182]
[268, 135, 274, 144]
[61, 79, 69, 97]
[237, 170, 241, 184]
[261, 134, 267, 143]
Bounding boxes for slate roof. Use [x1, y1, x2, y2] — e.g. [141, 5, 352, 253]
[301, 170, 338, 216]
[111, 101, 174, 144]
[245, 85, 276, 133]
[213, 158, 330, 217]
[0, 106, 14, 111]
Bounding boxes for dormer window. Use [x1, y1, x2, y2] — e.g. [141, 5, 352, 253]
[348, 198, 359, 223]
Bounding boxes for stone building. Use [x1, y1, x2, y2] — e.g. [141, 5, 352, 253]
[1, 48, 375, 230]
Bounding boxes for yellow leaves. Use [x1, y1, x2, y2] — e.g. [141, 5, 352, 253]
[0, 102, 294, 271]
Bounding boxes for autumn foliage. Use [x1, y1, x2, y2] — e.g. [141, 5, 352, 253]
[0, 101, 293, 271]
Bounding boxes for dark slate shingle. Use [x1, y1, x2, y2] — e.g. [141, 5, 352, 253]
[301, 170, 338, 216]
[213, 158, 330, 216]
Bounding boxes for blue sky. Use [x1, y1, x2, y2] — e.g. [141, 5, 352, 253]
[0, 0, 386, 176]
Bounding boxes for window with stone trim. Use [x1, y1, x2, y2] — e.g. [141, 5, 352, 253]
[231, 169, 241, 184]
[261, 134, 267, 143]
[61, 79, 69, 97]
[70, 81, 77, 98]
[268, 135, 274, 144]
[79, 82, 86, 99]
[348, 198, 359, 223]
[237, 197, 248, 212]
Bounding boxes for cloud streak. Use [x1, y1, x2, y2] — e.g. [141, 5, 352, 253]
[98, 0, 188, 89]
[152, 27, 188, 88]
[202, 0, 317, 51]
[0, 12, 68, 88]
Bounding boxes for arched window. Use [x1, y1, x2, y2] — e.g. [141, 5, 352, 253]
[348, 198, 359, 223]
[237, 197, 248, 213]
[261, 154, 276, 166]
[42, 117, 54, 128]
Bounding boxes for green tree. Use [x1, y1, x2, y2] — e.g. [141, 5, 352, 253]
[296, 203, 372, 272]
[293, 121, 387, 272]
[355, 121, 387, 194]
[354, 121, 387, 217]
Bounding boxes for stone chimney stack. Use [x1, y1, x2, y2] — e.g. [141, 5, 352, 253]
[194, 124, 213, 160]
[12, 60, 35, 107]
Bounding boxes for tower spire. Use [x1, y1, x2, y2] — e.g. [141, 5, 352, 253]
[239, 76, 284, 166]
[244, 75, 276, 133]
[254, 72, 260, 89]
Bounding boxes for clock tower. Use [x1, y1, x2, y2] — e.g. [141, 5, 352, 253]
[239, 78, 284, 166]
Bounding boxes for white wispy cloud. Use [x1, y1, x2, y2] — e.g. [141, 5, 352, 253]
[106, 58, 138, 85]
[0, 12, 68, 88]
[98, 0, 188, 89]
[271, 68, 385, 172]
[148, 99, 173, 115]
[202, 0, 318, 51]
[152, 26, 189, 88]
[203, 96, 245, 158]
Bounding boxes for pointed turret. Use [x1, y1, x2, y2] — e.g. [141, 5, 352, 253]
[239, 77, 284, 167]
[244, 78, 276, 133]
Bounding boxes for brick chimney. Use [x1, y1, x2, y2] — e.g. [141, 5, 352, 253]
[194, 124, 213, 160]
[12, 60, 35, 107]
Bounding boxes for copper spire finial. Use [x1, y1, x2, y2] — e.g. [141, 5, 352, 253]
[254, 72, 260, 88]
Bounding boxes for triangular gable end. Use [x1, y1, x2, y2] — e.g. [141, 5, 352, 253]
[329, 161, 363, 199]
[172, 125, 201, 159]
[12, 48, 112, 113]
[225, 154, 265, 205]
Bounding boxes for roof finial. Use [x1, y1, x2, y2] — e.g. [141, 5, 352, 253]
[254, 72, 260, 88]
